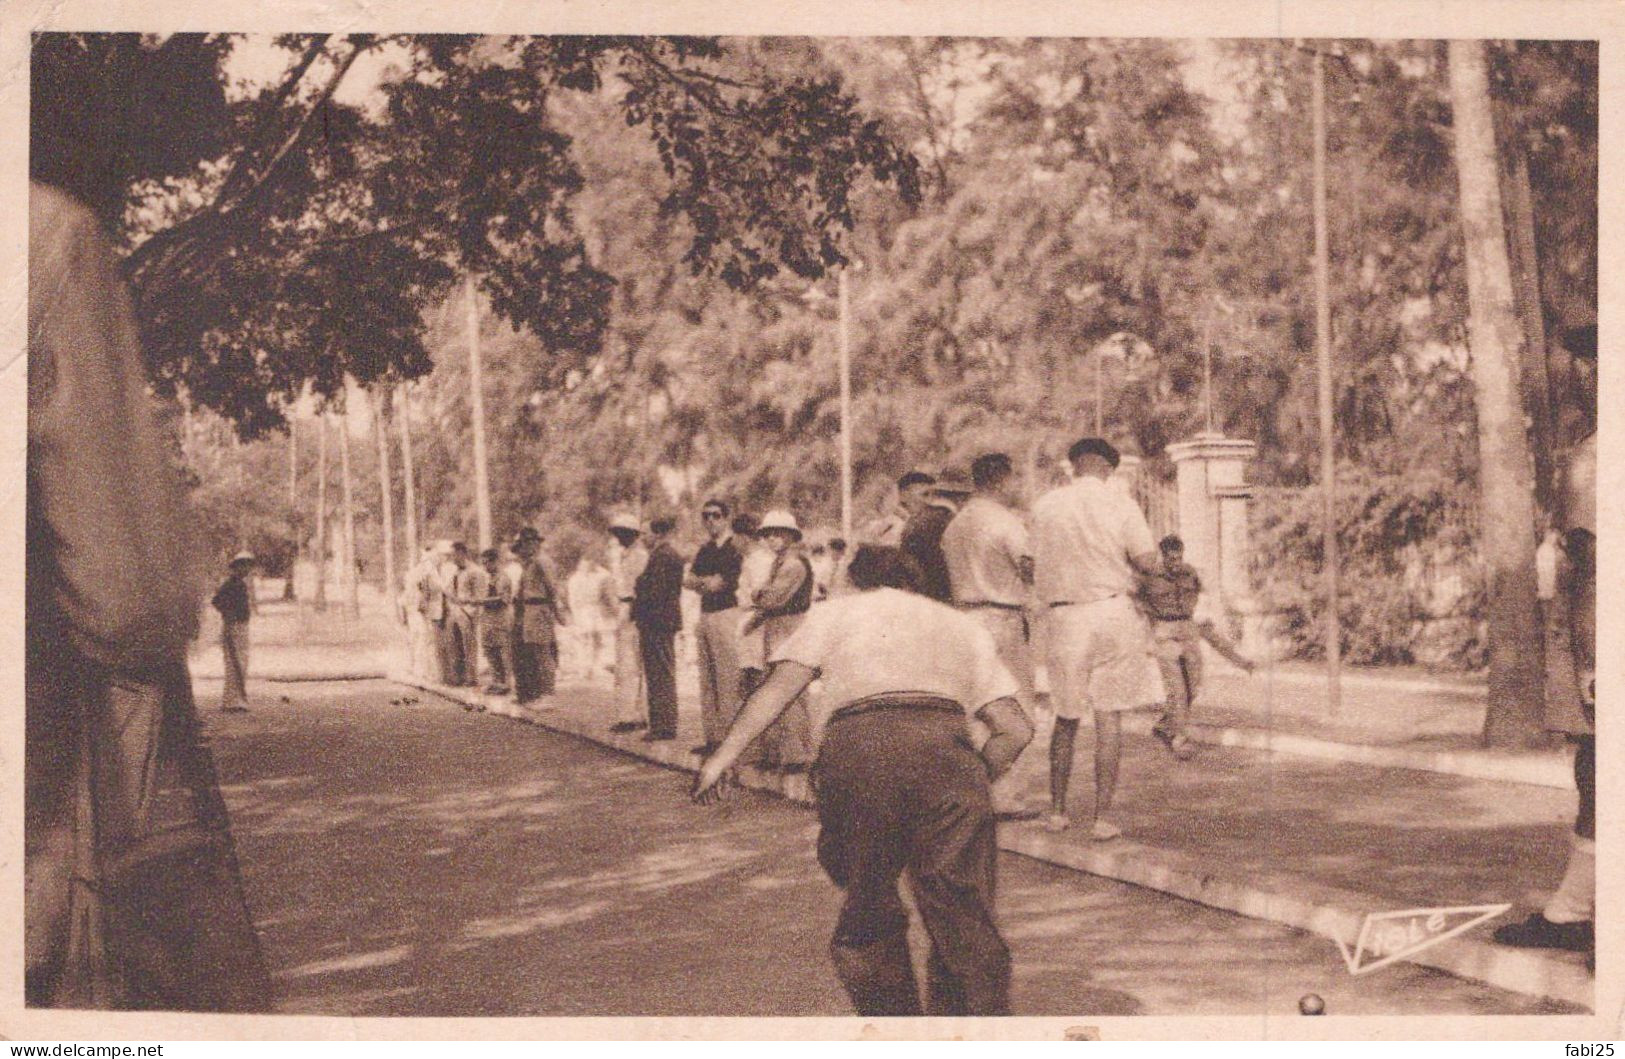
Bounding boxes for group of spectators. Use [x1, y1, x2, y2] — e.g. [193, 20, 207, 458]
[402, 436, 1261, 837]
[398, 505, 848, 763]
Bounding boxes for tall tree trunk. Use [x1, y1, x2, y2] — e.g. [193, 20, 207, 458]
[1311, 44, 1343, 715]
[466, 275, 494, 550]
[339, 403, 360, 619]
[1493, 71, 1585, 734]
[1447, 40, 1547, 749]
[284, 418, 298, 600]
[372, 386, 400, 624]
[314, 414, 329, 611]
[397, 385, 420, 563]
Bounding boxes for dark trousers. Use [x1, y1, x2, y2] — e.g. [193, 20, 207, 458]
[513, 637, 557, 703]
[448, 616, 476, 686]
[482, 625, 510, 690]
[639, 624, 678, 737]
[434, 617, 457, 684]
[812, 704, 1011, 1016]
[1575, 734, 1594, 841]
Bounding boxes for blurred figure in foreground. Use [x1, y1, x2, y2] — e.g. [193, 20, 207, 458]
[27, 181, 271, 1010]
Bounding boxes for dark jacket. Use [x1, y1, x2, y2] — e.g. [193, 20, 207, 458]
[633, 541, 685, 630]
[690, 536, 743, 613]
[901, 503, 956, 602]
[211, 575, 251, 625]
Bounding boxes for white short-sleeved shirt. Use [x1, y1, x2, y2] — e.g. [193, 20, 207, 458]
[1032, 475, 1156, 605]
[737, 545, 776, 602]
[1567, 432, 1596, 536]
[768, 588, 1019, 736]
[942, 496, 1032, 606]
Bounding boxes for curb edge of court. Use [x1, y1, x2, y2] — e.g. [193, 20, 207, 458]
[390, 673, 1592, 1014]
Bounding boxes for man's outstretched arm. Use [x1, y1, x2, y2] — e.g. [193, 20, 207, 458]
[693, 661, 817, 801]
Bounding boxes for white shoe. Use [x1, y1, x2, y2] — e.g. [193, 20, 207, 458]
[1090, 819, 1122, 841]
[1040, 812, 1072, 833]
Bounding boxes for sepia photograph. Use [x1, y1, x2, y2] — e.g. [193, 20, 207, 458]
[8, 0, 1615, 1041]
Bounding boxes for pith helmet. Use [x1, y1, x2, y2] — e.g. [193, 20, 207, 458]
[609, 513, 641, 534]
[758, 509, 802, 541]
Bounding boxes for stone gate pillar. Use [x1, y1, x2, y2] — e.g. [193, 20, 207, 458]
[1165, 433, 1257, 617]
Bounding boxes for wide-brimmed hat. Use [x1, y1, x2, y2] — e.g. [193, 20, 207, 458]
[230, 551, 256, 566]
[609, 513, 641, 534]
[758, 509, 802, 541]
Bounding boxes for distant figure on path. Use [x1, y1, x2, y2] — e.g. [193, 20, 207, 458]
[511, 527, 565, 705]
[743, 510, 815, 771]
[404, 547, 442, 681]
[1137, 534, 1256, 761]
[211, 553, 257, 712]
[478, 547, 514, 694]
[420, 542, 457, 684]
[447, 541, 484, 687]
[633, 516, 686, 741]
[566, 553, 615, 681]
[607, 515, 650, 734]
[685, 498, 745, 756]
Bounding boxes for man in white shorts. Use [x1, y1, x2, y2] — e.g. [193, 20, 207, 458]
[1032, 437, 1163, 839]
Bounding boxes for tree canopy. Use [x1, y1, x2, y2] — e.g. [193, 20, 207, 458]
[31, 32, 921, 435]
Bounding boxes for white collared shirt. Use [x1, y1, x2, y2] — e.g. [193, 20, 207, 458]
[942, 495, 1032, 606]
[1031, 475, 1155, 605]
[769, 588, 1018, 736]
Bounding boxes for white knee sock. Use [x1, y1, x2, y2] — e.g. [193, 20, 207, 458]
[1543, 836, 1595, 924]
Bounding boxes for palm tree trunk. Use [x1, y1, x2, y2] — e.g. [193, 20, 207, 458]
[314, 414, 328, 611]
[373, 386, 399, 623]
[398, 385, 420, 563]
[339, 402, 360, 619]
[1447, 40, 1547, 748]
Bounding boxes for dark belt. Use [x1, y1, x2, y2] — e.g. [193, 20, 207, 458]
[1154, 615, 1195, 624]
[520, 597, 552, 605]
[1049, 593, 1122, 609]
[828, 692, 964, 725]
[957, 600, 1024, 611]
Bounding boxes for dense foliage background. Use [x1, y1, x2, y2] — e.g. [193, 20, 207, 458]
[34, 35, 1597, 674]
